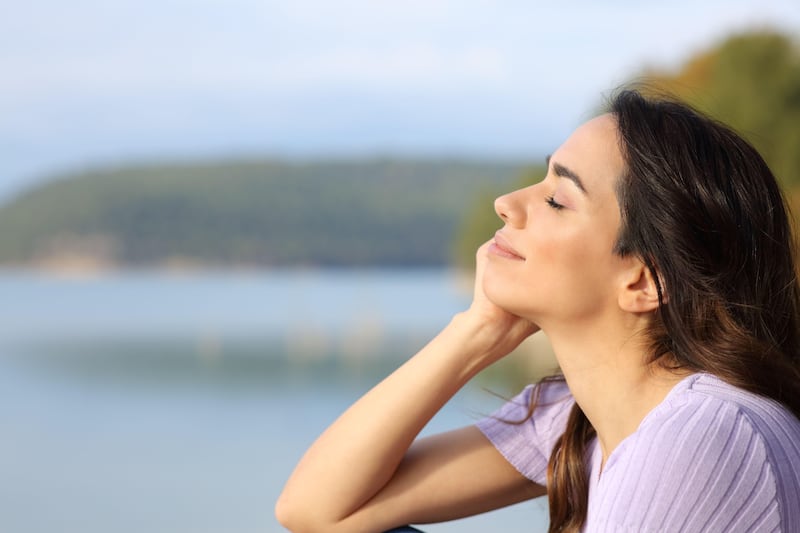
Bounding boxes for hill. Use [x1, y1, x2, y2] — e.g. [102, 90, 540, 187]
[0, 158, 528, 270]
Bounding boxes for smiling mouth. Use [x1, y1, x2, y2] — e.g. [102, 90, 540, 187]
[490, 232, 525, 260]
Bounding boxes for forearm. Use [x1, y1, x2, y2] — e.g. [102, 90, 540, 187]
[276, 312, 507, 530]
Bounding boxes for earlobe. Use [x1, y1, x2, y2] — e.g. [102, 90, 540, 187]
[618, 262, 663, 313]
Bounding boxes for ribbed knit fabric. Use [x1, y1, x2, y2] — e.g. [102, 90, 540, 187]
[476, 373, 800, 532]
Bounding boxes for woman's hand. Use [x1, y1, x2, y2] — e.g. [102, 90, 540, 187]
[458, 240, 540, 367]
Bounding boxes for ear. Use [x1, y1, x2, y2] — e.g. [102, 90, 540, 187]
[617, 258, 664, 313]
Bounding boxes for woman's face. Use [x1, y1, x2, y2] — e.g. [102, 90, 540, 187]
[483, 113, 632, 329]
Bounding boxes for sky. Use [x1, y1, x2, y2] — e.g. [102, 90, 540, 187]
[1, 0, 799, 201]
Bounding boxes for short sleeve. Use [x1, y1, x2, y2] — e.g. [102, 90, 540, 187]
[476, 380, 574, 486]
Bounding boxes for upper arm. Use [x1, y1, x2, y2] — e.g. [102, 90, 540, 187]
[337, 425, 546, 532]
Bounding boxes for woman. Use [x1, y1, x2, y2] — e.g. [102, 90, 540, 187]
[275, 90, 800, 532]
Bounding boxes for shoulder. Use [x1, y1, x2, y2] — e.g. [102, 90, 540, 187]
[592, 373, 800, 532]
[655, 374, 800, 481]
[476, 379, 574, 485]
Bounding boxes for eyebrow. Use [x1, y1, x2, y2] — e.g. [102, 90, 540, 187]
[546, 155, 588, 196]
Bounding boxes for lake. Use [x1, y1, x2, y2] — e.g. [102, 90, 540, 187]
[0, 269, 549, 532]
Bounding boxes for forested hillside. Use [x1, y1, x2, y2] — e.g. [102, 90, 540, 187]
[4, 30, 795, 272]
[0, 159, 527, 269]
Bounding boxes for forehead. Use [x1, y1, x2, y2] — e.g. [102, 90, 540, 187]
[551, 114, 624, 198]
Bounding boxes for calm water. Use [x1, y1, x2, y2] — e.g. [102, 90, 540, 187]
[0, 269, 548, 532]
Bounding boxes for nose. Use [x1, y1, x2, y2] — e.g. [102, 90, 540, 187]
[494, 189, 526, 228]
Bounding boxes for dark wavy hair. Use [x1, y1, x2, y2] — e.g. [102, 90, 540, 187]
[538, 89, 800, 532]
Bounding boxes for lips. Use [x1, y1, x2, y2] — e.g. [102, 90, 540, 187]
[490, 231, 525, 260]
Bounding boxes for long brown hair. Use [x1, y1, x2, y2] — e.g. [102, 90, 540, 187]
[537, 89, 800, 532]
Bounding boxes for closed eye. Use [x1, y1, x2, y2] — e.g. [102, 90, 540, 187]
[546, 195, 565, 210]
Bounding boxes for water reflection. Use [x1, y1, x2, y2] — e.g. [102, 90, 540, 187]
[0, 270, 548, 533]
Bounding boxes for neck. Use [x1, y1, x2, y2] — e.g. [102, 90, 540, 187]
[545, 317, 689, 464]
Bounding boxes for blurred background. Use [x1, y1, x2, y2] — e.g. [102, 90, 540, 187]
[1, 1, 799, 531]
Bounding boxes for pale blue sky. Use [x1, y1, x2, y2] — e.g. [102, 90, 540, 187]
[1, 0, 799, 200]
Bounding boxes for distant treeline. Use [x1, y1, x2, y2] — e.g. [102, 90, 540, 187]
[0, 159, 530, 269]
[2, 30, 796, 272]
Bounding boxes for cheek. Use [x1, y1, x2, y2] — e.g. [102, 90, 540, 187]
[530, 212, 620, 276]
[527, 224, 589, 272]
[525, 231, 618, 312]
[483, 216, 622, 319]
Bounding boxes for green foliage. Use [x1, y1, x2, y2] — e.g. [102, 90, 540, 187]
[643, 30, 800, 187]
[0, 159, 526, 268]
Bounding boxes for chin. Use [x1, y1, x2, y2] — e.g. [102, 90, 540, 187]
[482, 270, 530, 316]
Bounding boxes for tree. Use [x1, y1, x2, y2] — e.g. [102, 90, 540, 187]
[643, 30, 800, 187]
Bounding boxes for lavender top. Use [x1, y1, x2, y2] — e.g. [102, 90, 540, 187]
[476, 373, 800, 532]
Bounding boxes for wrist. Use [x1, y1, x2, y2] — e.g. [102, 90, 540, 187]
[442, 311, 527, 375]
